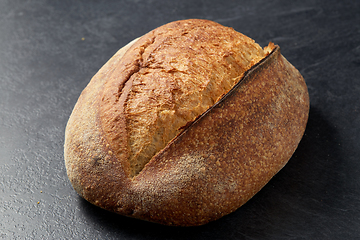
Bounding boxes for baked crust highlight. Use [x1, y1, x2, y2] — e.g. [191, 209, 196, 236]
[64, 19, 309, 226]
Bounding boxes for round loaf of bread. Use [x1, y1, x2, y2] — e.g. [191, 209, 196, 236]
[64, 19, 309, 226]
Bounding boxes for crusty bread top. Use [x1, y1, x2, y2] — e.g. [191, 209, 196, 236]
[64, 18, 309, 226]
[99, 19, 272, 177]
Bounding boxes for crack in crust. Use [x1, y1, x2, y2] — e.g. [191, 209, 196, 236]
[100, 19, 272, 177]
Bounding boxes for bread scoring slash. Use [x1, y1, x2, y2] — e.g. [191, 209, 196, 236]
[64, 19, 309, 226]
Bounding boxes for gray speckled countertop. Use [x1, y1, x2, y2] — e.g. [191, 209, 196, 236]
[1, 0, 360, 239]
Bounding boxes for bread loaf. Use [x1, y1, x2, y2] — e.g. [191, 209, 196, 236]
[64, 19, 309, 226]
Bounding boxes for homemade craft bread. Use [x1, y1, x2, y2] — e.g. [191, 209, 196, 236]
[64, 19, 309, 226]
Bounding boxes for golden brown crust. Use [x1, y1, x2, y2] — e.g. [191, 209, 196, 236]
[64, 19, 309, 226]
[99, 19, 268, 177]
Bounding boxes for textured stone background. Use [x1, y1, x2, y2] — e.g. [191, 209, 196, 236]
[1, 0, 359, 239]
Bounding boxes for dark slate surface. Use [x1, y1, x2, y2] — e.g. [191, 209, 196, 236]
[1, 0, 359, 239]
